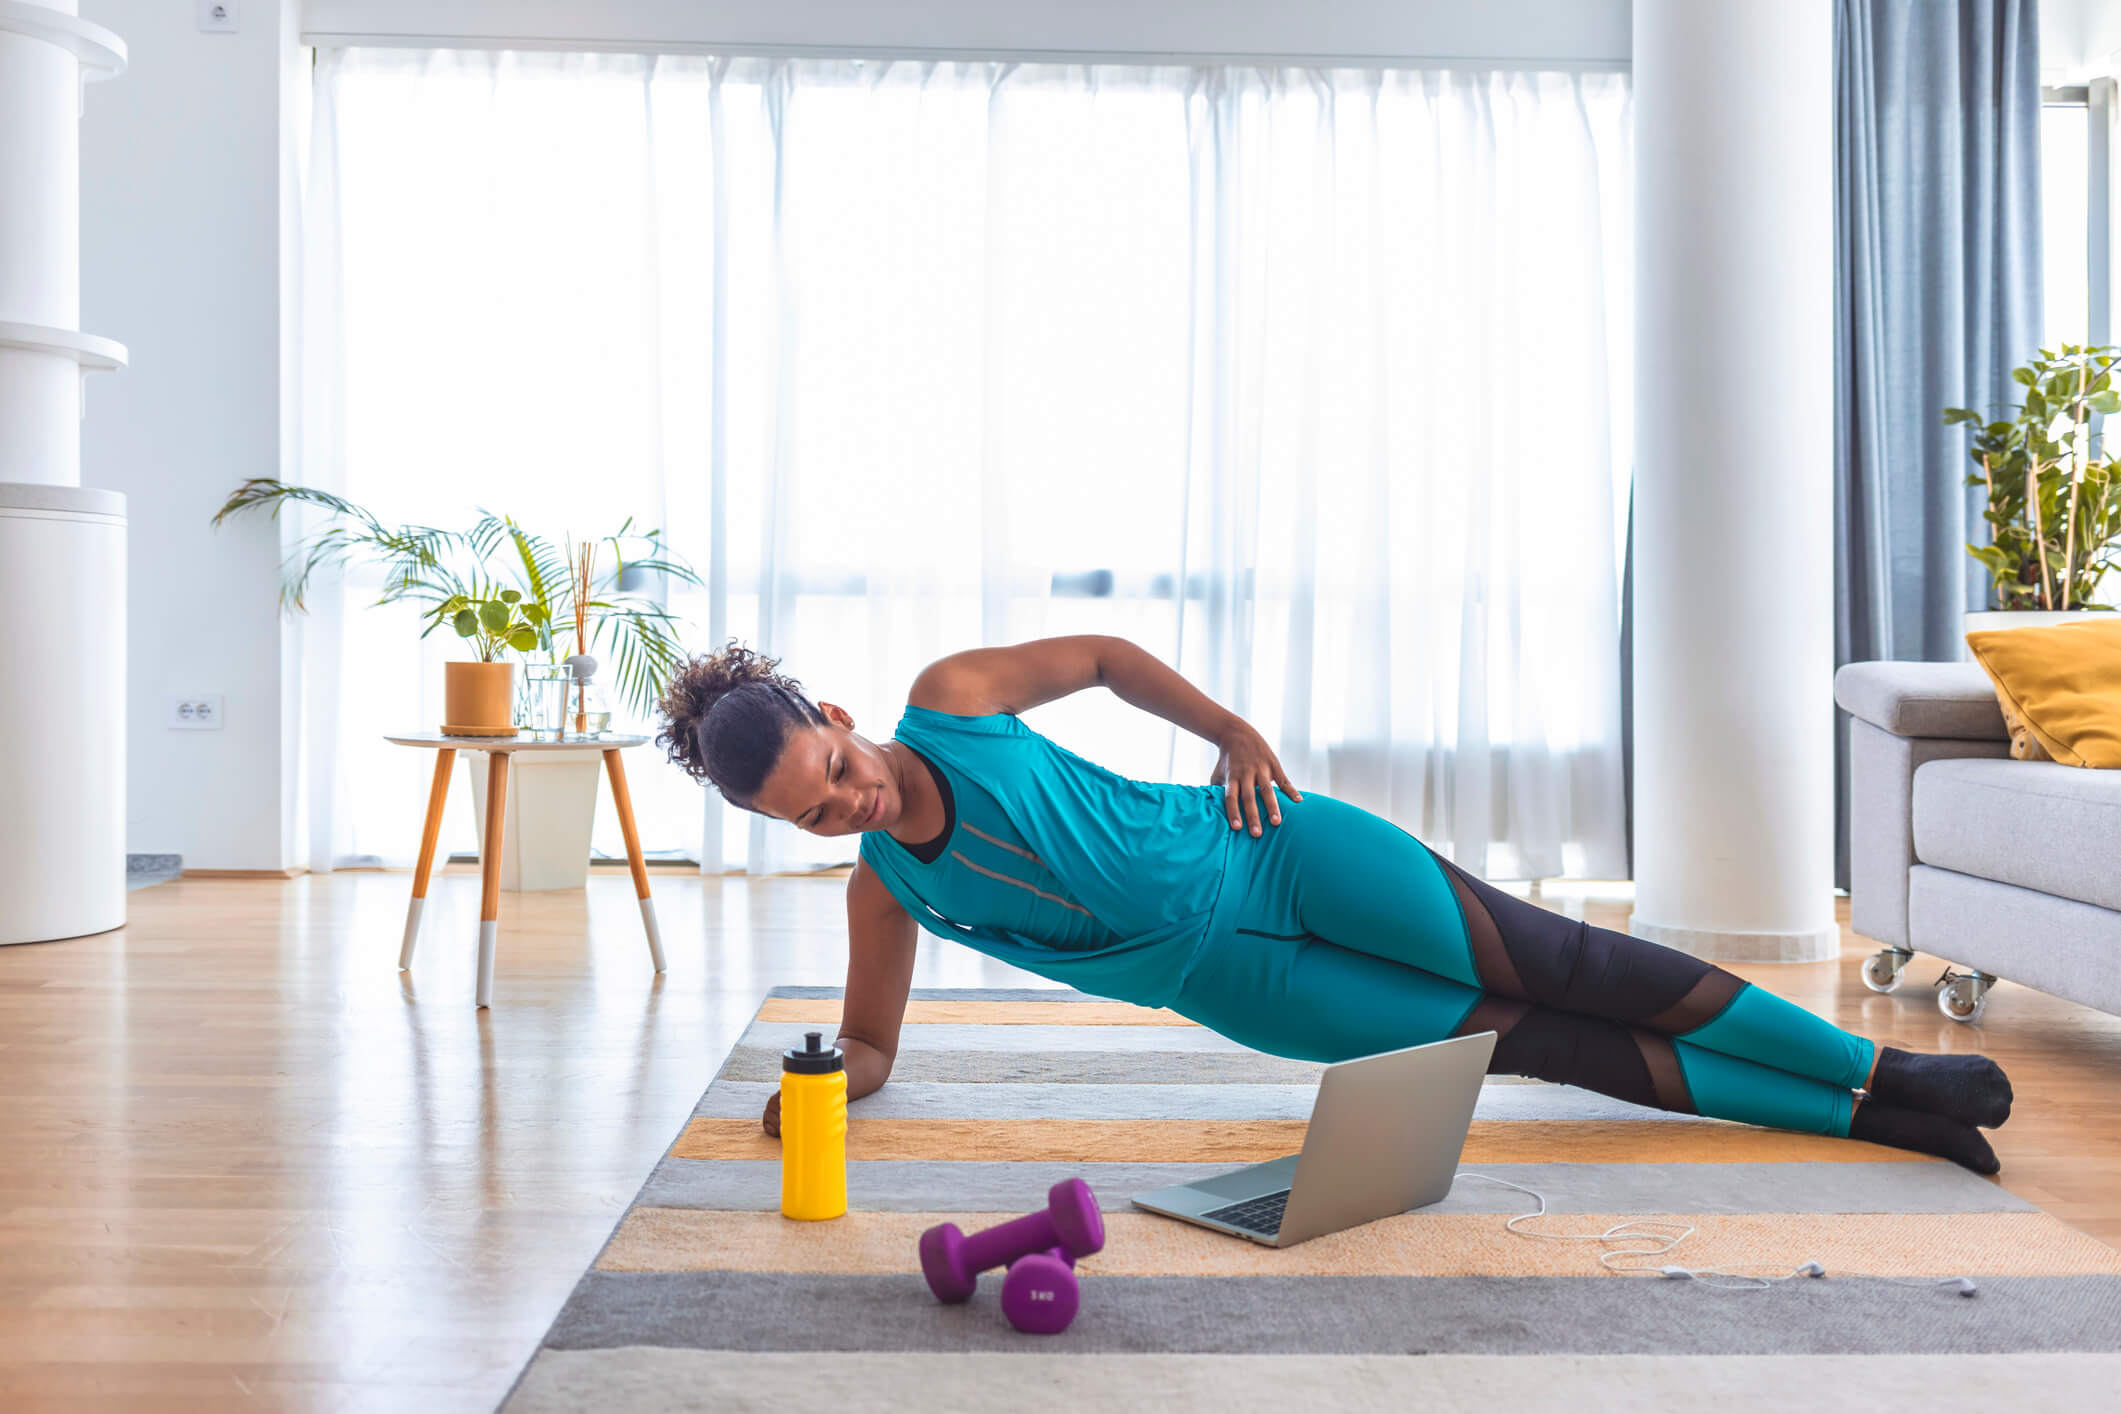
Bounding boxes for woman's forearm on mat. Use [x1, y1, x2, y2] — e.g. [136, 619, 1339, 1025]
[835, 1035, 893, 1101]
[1097, 638, 1241, 745]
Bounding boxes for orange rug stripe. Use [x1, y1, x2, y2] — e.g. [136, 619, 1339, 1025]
[757, 999, 1194, 1027]
[672, 1117, 1919, 1166]
[598, 1208, 2119, 1279]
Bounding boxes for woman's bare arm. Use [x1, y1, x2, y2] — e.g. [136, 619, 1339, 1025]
[762, 857, 918, 1137]
[911, 633, 1300, 834]
[911, 634, 1235, 740]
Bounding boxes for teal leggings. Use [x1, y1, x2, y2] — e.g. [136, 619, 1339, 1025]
[1174, 793, 1873, 1137]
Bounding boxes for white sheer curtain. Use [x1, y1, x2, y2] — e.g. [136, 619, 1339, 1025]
[296, 47, 1632, 880]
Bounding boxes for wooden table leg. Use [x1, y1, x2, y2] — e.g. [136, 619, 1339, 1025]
[476, 750, 510, 1008]
[603, 748, 666, 974]
[399, 747, 455, 970]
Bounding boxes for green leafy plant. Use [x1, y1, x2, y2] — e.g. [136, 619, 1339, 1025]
[443, 587, 543, 662]
[210, 480, 702, 714]
[1945, 343, 2121, 611]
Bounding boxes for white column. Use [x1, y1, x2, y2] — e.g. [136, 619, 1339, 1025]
[0, 1, 130, 945]
[1630, 0, 1839, 963]
[0, 0, 129, 483]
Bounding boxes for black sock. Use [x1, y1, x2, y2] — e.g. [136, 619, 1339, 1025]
[1866, 1048, 2014, 1129]
[1848, 1099, 2000, 1175]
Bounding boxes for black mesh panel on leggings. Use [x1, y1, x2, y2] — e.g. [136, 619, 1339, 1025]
[1430, 850, 1746, 1033]
[1452, 995, 1699, 1116]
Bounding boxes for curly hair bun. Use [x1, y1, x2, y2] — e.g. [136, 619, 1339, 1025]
[655, 639, 823, 800]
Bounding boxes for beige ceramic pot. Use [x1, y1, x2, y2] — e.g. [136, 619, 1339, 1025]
[442, 660, 518, 737]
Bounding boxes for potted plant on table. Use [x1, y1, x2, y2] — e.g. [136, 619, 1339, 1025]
[1945, 343, 2121, 633]
[210, 480, 700, 732]
[212, 481, 702, 891]
[437, 587, 543, 735]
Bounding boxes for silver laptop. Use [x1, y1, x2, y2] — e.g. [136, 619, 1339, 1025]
[1131, 1030, 1497, 1247]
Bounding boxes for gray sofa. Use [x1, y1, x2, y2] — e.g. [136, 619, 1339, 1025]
[1835, 660, 2121, 1023]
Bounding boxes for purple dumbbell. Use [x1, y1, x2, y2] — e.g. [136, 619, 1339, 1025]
[1001, 1246, 1080, 1334]
[919, 1178, 1104, 1304]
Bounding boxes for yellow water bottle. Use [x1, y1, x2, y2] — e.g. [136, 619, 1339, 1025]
[779, 1031, 847, 1220]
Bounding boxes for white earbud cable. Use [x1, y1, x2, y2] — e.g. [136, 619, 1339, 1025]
[1454, 1171, 1976, 1296]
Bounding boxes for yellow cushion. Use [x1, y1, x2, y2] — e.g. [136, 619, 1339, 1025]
[1963, 617, 2121, 768]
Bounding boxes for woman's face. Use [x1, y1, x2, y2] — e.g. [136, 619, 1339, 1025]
[751, 704, 900, 837]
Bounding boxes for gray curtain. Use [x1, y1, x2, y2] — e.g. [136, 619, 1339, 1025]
[1832, 0, 2044, 888]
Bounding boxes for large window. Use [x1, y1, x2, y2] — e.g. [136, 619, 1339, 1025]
[2040, 83, 2115, 611]
[2042, 84, 2112, 350]
[303, 50, 1634, 881]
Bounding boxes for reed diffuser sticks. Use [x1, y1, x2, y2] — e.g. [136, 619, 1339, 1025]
[570, 538, 594, 735]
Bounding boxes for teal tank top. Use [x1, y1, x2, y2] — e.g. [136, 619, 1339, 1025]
[867, 738, 1123, 952]
[856, 703, 1241, 1008]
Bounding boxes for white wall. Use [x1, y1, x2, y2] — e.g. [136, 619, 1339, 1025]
[80, 0, 306, 870]
[2044, 0, 2121, 82]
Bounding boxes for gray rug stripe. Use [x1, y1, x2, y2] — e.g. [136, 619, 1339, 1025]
[715, 1046, 1332, 1085]
[632, 1159, 2029, 1216]
[540, 1272, 2121, 1356]
[770, 985, 1091, 1002]
[507, 1349, 2121, 1414]
[694, 1080, 1703, 1124]
[742, 1020, 1249, 1054]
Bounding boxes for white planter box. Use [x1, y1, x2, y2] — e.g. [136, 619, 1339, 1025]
[1962, 609, 2115, 658]
[463, 747, 603, 891]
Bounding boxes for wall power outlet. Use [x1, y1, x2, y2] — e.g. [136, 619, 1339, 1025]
[169, 695, 224, 729]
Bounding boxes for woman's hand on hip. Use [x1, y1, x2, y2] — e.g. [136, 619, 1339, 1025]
[1210, 718, 1302, 835]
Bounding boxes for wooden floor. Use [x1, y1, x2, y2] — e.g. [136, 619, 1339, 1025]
[1, 869, 2117, 1412]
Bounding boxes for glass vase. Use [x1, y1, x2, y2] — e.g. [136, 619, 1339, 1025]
[517, 664, 575, 740]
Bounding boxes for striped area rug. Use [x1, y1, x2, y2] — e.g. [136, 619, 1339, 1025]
[503, 987, 2121, 1412]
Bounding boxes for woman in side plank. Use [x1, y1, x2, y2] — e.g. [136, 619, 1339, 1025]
[658, 635, 2012, 1172]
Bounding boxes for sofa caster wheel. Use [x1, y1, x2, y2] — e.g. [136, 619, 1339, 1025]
[1935, 969, 1993, 1024]
[1861, 948, 1912, 994]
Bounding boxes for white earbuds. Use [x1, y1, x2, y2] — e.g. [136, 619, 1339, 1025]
[1652, 1257, 1831, 1291]
[1874, 1274, 1978, 1297]
[1457, 1173, 1977, 1296]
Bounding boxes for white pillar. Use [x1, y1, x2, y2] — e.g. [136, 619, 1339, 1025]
[1630, 0, 1839, 963]
[0, 1, 130, 945]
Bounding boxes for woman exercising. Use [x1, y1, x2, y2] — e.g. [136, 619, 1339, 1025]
[657, 634, 2014, 1172]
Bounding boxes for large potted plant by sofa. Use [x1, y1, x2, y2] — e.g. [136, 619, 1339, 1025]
[1945, 343, 2121, 633]
[212, 480, 701, 887]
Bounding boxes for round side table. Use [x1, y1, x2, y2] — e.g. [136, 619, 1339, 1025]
[385, 733, 666, 1006]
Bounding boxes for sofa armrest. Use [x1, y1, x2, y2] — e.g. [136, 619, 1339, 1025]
[1833, 661, 2007, 741]
[1845, 717, 2011, 949]
[1838, 660, 2010, 949]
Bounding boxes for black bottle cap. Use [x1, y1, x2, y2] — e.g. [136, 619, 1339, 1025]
[782, 1030, 844, 1075]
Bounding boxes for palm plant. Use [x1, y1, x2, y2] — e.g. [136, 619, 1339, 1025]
[474, 512, 702, 715]
[211, 479, 702, 715]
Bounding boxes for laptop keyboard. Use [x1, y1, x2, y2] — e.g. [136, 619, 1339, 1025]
[1200, 1189, 1290, 1236]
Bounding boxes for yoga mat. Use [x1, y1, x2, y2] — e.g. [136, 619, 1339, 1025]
[501, 987, 2121, 1412]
